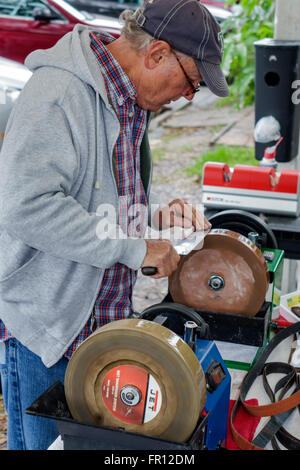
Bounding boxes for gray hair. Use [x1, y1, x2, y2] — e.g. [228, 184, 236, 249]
[120, 9, 191, 63]
[120, 10, 155, 51]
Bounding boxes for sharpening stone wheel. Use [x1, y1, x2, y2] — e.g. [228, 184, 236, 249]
[64, 318, 206, 443]
[169, 229, 269, 317]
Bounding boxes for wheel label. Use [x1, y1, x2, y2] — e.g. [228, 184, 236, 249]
[102, 365, 162, 424]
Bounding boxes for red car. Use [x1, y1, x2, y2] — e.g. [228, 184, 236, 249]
[201, 1, 238, 10]
[0, 0, 122, 64]
[201, 1, 226, 7]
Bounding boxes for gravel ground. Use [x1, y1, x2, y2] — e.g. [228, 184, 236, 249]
[0, 396, 6, 450]
[0, 94, 233, 450]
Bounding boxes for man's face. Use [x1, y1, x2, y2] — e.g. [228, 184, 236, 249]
[136, 44, 202, 112]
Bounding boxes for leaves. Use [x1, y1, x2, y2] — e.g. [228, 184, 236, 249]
[221, 0, 275, 109]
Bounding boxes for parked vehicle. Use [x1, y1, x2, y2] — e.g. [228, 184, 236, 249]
[0, 56, 32, 149]
[67, 0, 232, 23]
[201, 1, 240, 10]
[0, 0, 122, 64]
[201, 1, 226, 9]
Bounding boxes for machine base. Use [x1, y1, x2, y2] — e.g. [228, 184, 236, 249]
[163, 293, 271, 348]
[26, 380, 209, 450]
[26, 337, 231, 451]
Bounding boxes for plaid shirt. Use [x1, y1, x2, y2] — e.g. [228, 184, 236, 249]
[0, 31, 148, 357]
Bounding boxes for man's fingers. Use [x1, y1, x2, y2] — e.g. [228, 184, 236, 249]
[169, 200, 211, 231]
[153, 199, 212, 232]
[142, 239, 180, 279]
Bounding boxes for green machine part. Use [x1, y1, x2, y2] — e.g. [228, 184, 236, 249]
[262, 248, 285, 312]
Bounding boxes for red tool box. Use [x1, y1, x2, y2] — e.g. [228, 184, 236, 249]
[202, 163, 300, 217]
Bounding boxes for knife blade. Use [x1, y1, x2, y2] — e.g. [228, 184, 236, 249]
[173, 228, 211, 255]
[141, 228, 210, 276]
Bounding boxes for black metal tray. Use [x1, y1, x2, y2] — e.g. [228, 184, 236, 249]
[26, 380, 209, 451]
[163, 293, 271, 347]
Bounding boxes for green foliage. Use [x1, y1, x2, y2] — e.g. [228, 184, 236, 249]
[221, 0, 275, 109]
[186, 145, 257, 181]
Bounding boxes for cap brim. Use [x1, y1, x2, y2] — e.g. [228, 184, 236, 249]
[196, 60, 230, 98]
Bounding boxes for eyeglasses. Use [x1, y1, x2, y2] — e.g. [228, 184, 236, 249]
[173, 52, 200, 94]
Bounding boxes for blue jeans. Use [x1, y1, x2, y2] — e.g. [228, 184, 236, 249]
[0, 337, 68, 450]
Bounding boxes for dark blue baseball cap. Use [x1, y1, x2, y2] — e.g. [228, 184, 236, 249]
[134, 0, 230, 97]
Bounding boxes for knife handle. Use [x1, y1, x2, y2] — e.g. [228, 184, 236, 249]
[141, 267, 158, 276]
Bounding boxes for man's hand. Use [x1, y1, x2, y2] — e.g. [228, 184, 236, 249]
[141, 239, 180, 278]
[152, 199, 211, 231]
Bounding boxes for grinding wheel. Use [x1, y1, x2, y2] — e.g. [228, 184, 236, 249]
[169, 229, 269, 317]
[65, 318, 206, 443]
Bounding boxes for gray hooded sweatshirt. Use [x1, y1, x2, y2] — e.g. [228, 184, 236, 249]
[0, 24, 156, 367]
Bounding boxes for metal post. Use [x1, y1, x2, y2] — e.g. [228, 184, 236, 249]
[274, 0, 300, 292]
[275, 0, 300, 41]
[275, 0, 300, 172]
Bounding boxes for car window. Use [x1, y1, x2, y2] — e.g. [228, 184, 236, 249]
[0, 0, 19, 15]
[67, 0, 142, 19]
[0, 0, 62, 18]
[109, 0, 142, 4]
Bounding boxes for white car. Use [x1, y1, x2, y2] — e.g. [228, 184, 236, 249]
[0, 57, 32, 150]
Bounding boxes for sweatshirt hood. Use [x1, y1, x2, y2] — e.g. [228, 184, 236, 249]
[25, 24, 108, 101]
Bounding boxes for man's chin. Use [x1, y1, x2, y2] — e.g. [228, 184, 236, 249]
[137, 99, 167, 113]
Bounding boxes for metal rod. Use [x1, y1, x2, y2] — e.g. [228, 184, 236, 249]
[184, 321, 198, 350]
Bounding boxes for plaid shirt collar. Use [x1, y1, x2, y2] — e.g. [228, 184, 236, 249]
[90, 31, 137, 107]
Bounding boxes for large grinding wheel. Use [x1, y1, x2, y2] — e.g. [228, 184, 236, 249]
[169, 229, 269, 317]
[65, 318, 206, 443]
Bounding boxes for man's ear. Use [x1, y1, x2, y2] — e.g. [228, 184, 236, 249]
[144, 40, 172, 70]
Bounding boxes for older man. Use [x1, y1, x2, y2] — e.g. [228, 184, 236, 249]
[0, 0, 228, 449]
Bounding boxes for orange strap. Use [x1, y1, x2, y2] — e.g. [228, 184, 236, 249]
[230, 399, 264, 450]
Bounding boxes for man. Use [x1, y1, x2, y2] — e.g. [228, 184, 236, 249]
[0, 0, 229, 449]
